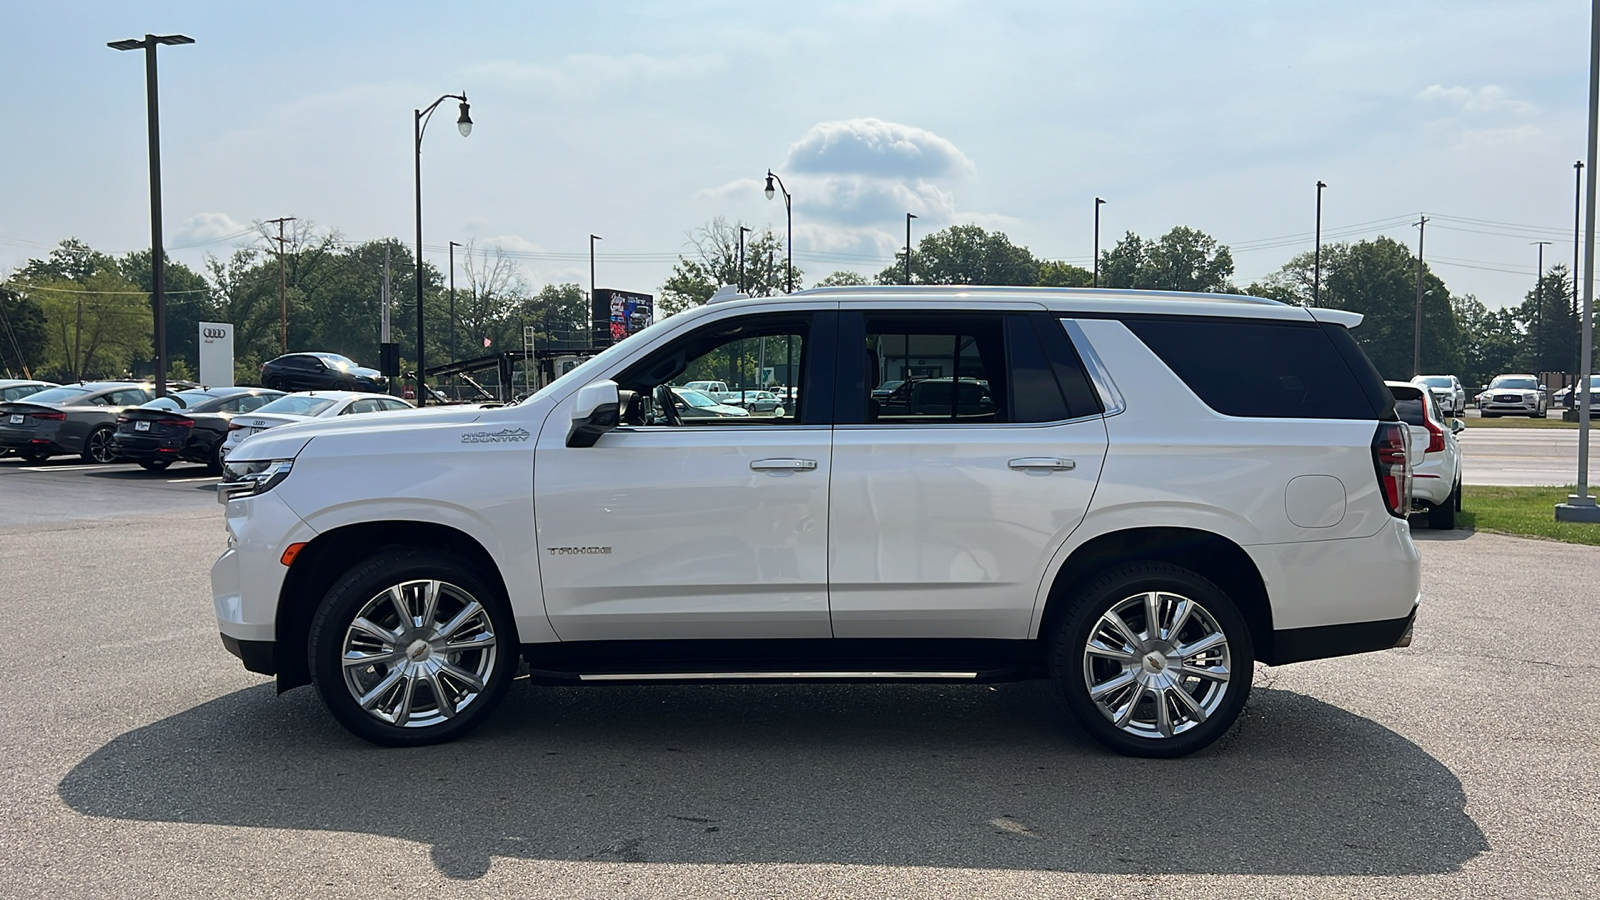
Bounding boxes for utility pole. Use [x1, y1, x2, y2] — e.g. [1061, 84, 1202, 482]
[265, 216, 295, 354]
[1577, 160, 1586, 403]
[1313, 182, 1326, 306]
[1414, 216, 1429, 377]
[738, 226, 752, 292]
[589, 234, 601, 303]
[1093, 198, 1105, 287]
[1555, 0, 1600, 522]
[448, 240, 463, 365]
[905, 213, 918, 285]
[1535, 240, 1553, 378]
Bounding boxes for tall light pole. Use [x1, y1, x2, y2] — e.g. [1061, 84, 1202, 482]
[737, 226, 752, 293]
[1557, 0, 1600, 522]
[764, 170, 793, 292]
[1534, 240, 1553, 376]
[589, 233, 602, 305]
[1313, 181, 1326, 306]
[413, 92, 472, 405]
[448, 240, 463, 365]
[265, 216, 295, 353]
[1413, 215, 1429, 377]
[1576, 160, 1586, 404]
[1093, 198, 1106, 287]
[108, 32, 194, 398]
[905, 213, 918, 285]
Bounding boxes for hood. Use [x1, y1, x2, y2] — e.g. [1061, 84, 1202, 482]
[347, 366, 383, 380]
[227, 403, 489, 461]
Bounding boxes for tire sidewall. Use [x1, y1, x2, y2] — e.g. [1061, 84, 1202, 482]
[309, 549, 517, 746]
[1049, 561, 1254, 759]
[81, 426, 114, 463]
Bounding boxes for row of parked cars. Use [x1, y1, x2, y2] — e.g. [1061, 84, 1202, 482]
[0, 378, 412, 473]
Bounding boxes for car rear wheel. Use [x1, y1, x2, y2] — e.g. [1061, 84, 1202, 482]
[1049, 562, 1252, 758]
[205, 439, 226, 475]
[137, 459, 172, 472]
[265, 375, 285, 391]
[309, 549, 516, 746]
[80, 426, 115, 463]
[1428, 484, 1458, 529]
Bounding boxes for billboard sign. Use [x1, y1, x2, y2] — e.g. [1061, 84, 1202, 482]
[198, 322, 234, 387]
[591, 289, 653, 348]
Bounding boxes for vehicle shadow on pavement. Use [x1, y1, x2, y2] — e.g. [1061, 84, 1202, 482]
[58, 679, 1486, 880]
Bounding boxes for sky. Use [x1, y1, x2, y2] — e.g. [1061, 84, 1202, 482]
[0, 0, 1592, 310]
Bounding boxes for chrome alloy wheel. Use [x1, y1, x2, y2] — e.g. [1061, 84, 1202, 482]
[1082, 590, 1232, 739]
[341, 578, 498, 728]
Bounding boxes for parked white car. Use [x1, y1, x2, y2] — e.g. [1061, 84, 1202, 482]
[1388, 381, 1462, 529]
[219, 391, 412, 462]
[213, 286, 1420, 758]
[1411, 374, 1465, 418]
[1552, 375, 1600, 408]
[1477, 374, 1547, 417]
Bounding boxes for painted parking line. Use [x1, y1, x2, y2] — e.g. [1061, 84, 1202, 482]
[15, 464, 124, 473]
[165, 476, 220, 483]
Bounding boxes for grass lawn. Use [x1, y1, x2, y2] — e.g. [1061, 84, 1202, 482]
[1456, 414, 1580, 429]
[1456, 484, 1600, 545]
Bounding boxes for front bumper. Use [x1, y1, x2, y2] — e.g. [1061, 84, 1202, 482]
[220, 633, 276, 675]
[211, 489, 318, 645]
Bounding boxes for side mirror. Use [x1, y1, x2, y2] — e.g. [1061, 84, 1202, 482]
[567, 379, 620, 448]
[1451, 418, 1465, 434]
[1539, 384, 1548, 392]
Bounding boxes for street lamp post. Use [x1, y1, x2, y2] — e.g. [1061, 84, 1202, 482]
[1556, 0, 1600, 522]
[763, 171, 793, 292]
[1534, 240, 1553, 377]
[589, 234, 602, 303]
[108, 32, 194, 398]
[448, 240, 462, 365]
[1576, 160, 1586, 404]
[737, 226, 752, 293]
[1413, 215, 1429, 377]
[1093, 198, 1106, 287]
[1313, 181, 1326, 306]
[413, 92, 472, 405]
[905, 213, 918, 285]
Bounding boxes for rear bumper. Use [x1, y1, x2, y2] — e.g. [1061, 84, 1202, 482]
[1269, 606, 1417, 665]
[109, 434, 184, 460]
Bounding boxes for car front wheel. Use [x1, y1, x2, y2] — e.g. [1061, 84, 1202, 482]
[1049, 562, 1253, 758]
[309, 549, 517, 746]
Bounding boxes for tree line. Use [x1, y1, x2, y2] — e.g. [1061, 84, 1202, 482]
[0, 219, 1582, 391]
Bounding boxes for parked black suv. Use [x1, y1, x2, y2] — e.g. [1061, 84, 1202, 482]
[260, 352, 385, 392]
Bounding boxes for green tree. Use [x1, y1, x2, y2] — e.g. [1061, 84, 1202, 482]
[816, 270, 870, 287]
[877, 224, 1038, 286]
[1098, 226, 1236, 293]
[1037, 259, 1093, 287]
[118, 249, 213, 375]
[1319, 237, 1458, 379]
[1517, 264, 1577, 376]
[19, 271, 152, 381]
[661, 218, 800, 316]
[0, 285, 50, 377]
[1454, 294, 1522, 390]
[18, 238, 119, 283]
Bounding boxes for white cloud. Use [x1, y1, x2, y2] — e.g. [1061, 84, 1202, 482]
[784, 118, 976, 179]
[172, 212, 251, 247]
[1416, 84, 1537, 116]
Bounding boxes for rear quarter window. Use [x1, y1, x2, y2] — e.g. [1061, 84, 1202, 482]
[1123, 317, 1384, 420]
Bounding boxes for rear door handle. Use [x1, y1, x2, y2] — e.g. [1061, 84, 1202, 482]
[1008, 457, 1075, 471]
[750, 458, 819, 471]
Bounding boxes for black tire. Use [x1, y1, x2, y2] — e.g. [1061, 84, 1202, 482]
[205, 438, 226, 475]
[335, 380, 356, 392]
[80, 426, 115, 463]
[1428, 485, 1458, 529]
[265, 375, 286, 391]
[309, 549, 517, 747]
[1048, 561, 1253, 758]
[1535, 406, 1547, 419]
[138, 459, 172, 472]
[1455, 479, 1464, 512]
[19, 447, 50, 462]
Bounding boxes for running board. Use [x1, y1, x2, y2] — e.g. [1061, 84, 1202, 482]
[575, 670, 981, 683]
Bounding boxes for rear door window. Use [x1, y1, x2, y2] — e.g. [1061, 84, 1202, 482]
[1123, 317, 1383, 420]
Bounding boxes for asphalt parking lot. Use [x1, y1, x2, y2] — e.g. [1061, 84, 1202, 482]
[2, 455, 1598, 898]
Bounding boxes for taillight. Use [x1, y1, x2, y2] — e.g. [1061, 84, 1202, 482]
[1423, 414, 1445, 454]
[31, 411, 66, 421]
[227, 423, 245, 431]
[1373, 422, 1411, 518]
[116, 415, 130, 424]
[170, 418, 195, 429]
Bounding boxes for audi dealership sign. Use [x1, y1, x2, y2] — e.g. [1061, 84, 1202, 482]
[199, 322, 234, 387]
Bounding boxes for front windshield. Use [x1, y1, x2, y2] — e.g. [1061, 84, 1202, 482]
[254, 395, 337, 416]
[19, 386, 91, 404]
[316, 353, 356, 370]
[1490, 376, 1538, 390]
[1418, 376, 1453, 388]
[524, 316, 672, 404]
[676, 389, 718, 408]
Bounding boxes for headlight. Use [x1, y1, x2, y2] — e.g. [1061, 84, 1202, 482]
[218, 458, 294, 503]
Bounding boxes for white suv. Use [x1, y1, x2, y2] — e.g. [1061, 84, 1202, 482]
[212, 287, 1421, 758]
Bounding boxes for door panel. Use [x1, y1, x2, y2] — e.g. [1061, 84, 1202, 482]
[534, 426, 834, 640]
[827, 419, 1107, 638]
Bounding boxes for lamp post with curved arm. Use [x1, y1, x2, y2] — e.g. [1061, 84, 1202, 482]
[764, 170, 793, 293]
[414, 92, 472, 405]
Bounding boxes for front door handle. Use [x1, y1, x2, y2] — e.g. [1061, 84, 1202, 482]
[750, 458, 819, 471]
[1008, 457, 1075, 471]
